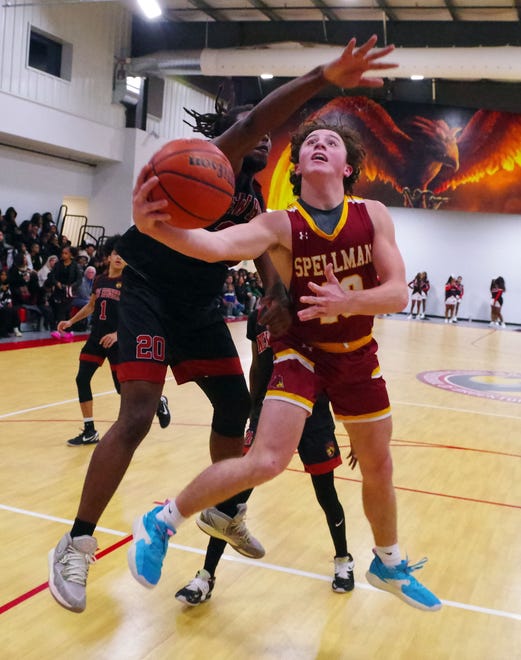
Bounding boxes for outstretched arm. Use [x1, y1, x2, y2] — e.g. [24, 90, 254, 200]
[214, 36, 397, 170]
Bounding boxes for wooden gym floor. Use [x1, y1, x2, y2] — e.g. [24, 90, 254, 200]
[1, 317, 520, 659]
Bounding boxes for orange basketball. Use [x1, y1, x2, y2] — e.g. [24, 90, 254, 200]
[147, 138, 235, 229]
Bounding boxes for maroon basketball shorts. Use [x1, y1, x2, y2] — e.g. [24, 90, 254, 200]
[267, 337, 391, 423]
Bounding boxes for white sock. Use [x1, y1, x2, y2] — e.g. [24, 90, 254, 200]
[375, 544, 402, 567]
[156, 499, 186, 532]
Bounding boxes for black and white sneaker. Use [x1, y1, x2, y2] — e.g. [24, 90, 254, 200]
[332, 553, 355, 592]
[156, 395, 171, 429]
[175, 569, 215, 606]
[67, 429, 100, 447]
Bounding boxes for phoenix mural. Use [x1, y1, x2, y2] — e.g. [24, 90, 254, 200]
[265, 97, 521, 213]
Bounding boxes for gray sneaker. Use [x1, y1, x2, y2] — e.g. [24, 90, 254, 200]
[196, 503, 265, 558]
[48, 533, 97, 612]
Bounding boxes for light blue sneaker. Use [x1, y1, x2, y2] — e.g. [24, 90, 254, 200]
[366, 551, 442, 611]
[128, 506, 175, 588]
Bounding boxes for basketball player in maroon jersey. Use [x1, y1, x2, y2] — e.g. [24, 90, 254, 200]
[130, 118, 442, 612]
[48, 36, 398, 614]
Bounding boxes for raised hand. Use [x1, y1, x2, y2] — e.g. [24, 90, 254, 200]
[323, 35, 397, 89]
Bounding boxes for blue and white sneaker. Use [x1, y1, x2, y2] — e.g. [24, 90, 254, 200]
[366, 551, 442, 611]
[128, 506, 175, 588]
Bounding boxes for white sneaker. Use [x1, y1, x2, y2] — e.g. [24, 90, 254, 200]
[175, 568, 215, 606]
[419, 313, 425, 319]
[407, 314, 413, 320]
[332, 554, 355, 592]
[14, 327, 22, 337]
[444, 319, 449, 324]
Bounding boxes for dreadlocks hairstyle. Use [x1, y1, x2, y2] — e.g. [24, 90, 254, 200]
[288, 118, 366, 197]
[184, 87, 254, 139]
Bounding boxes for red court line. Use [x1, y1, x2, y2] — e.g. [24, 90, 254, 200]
[286, 467, 521, 510]
[0, 534, 132, 615]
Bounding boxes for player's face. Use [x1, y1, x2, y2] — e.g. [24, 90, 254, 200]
[295, 129, 352, 180]
[237, 111, 272, 174]
[109, 250, 126, 270]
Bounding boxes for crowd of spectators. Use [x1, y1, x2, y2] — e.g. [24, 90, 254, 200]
[220, 267, 264, 319]
[0, 206, 104, 338]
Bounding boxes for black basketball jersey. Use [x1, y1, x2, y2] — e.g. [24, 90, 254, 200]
[90, 273, 123, 340]
[118, 176, 265, 307]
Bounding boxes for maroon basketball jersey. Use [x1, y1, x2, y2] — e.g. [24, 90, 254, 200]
[287, 197, 379, 344]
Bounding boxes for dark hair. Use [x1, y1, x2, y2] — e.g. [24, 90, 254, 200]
[288, 119, 365, 196]
[495, 276, 505, 290]
[102, 234, 121, 257]
[184, 92, 254, 139]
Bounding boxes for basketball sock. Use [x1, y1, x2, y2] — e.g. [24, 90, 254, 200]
[375, 543, 402, 567]
[83, 418, 95, 433]
[157, 499, 186, 531]
[203, 537, 227, 576]
[71, 517, 96, 539]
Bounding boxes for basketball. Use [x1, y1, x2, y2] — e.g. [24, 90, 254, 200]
[147, 138, 235, 229]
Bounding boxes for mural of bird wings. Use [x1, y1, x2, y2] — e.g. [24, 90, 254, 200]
[267, 96, 521, 211]
[430, 110, 521, 193]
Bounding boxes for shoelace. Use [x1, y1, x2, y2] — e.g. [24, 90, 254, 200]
[59, 545, 96, 585]
[402, 557, 428, 575]
[229, 512, 252, 542]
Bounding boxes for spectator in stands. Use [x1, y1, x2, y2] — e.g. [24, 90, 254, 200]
[38, 254, 59, 288]
[0, 230, 13, 270]
[71, 265, 97, 330]
[7, 252, 41, 330]
[248, 273, 263, 312]
[29, 242, 44, 272]
[1, 206, 21, 246]
[59, 234, 72, 250]
[41, 212, 55, 233]
[84, 243, 97, 267]
[0, 268, 22, 337]
[14, 242, 34, 272]
[222, 281, 244, 318]
[47, 234, 61, 258]
[47, 246, 83, 327]
[234, 272, 252, 314]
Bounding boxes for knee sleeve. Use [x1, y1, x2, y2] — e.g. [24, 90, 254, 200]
[76, 361, 98, 403]
[197, 374, 250, 437]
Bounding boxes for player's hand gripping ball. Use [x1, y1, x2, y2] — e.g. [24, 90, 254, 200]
[147, 138, 235, 228]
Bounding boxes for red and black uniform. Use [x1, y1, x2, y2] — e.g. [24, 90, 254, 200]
[79, 273, 123, 373]
[116, 176, 266, 437]
[267, 197, 391, 423]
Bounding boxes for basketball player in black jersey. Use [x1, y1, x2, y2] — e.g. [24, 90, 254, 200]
[57, 235, 171, 447]
[48, 35, 397, 613]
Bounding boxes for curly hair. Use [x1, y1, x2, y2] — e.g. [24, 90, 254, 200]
[184, 89, 254, 139]
[288, 119, 365, 197]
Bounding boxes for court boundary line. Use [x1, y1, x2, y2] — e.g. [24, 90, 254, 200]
[1, 504, 520, 622]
